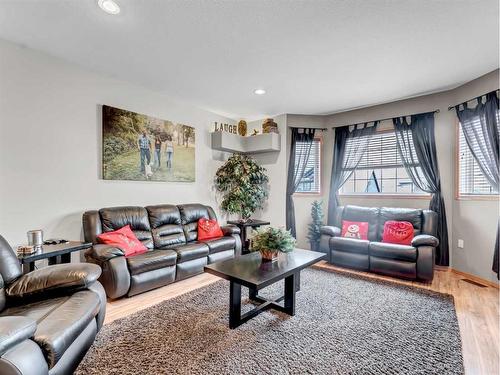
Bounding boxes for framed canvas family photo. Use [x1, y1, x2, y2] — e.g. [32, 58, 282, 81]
[102, 105, 195, 182]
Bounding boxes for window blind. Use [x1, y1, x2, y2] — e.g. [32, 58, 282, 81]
[344, 130, 417, 170]
[295, 139, 321, 193]
[458, 114, 499, 195]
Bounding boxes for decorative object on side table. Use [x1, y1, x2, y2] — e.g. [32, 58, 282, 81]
[250, 227, 296, 262]
[214, 153, 269, 222]
[307, 200, 324, 251]
[262, 118, 279, 134]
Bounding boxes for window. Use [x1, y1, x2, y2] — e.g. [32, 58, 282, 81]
[295, 138, 321, 194]
[457, 118, 499, 197]
[340, 130, 427, 196]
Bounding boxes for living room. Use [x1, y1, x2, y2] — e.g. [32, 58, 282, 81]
[0, 1, 498, 374]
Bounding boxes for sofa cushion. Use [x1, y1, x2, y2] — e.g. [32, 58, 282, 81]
[382, 221, 414, 245]
[201, 236, 236, 254]
[370, 242, 417, 262]
[330, 237, 369, 255]
[341, 220, 369, 240]
[146, 205, 186, 249]
[342, 205, 380, 241]
[99, 207, 153, 249]
[178, 204, 216, 242]
[126, 250, 177, 276]
[197, 218, 223, 240]
[378, 207, 422, 240]
[173, 242, 209, 263]
[97, 225, 147, 256]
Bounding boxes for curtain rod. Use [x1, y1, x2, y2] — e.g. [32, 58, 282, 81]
[331, 109, 440, 129]
[289, 126, 328, 131]
[447, 89, 499, 111]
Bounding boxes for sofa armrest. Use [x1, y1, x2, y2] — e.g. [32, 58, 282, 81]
[6, 263, 101, 301]
[412, 234, 439, 248]
[86, 244, 125, 261]
[320, 226, 341, 237]
[221, 225, 241, 236]
[0, 316, 37, 356]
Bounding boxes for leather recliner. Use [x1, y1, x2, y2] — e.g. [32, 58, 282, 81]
[83, 203, 242, 299]
[319, 205, 438, 281]
[0, 235, 106, 375]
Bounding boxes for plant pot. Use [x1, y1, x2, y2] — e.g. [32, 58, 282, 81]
[260, 249, 279, 262]
[310, 241, 319, 252]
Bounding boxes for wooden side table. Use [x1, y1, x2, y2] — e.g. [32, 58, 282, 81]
[17, 241, 92, 274]
[227, 219, 270, 254]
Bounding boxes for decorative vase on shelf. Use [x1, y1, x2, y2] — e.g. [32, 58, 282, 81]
[250, 227, 296, 263]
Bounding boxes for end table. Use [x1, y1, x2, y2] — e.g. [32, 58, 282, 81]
[227, 219, 270, 254]
[17, 241, 92, 274]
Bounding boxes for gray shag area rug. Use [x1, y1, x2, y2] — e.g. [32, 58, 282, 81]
[76, 268, 463, 375]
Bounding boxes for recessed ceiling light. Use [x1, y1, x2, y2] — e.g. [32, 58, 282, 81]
[254, 89, 266, 95]
[98, 0, 120, 15]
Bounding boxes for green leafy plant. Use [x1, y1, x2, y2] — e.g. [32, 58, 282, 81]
[250, 227, 296, 253]
[214, 154, 269, 220]
[306, 200, 324, 251]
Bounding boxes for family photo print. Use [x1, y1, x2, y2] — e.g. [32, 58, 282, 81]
[102, 105, 196, 182]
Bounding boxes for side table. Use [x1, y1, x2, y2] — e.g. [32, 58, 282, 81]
[227, 219, 270, 254]
[17, 241, 92, 274]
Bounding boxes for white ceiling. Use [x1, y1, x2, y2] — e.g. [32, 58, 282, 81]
[0, 0, 498, 120]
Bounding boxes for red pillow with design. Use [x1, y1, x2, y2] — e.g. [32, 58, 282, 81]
[382, 221, 414, 245]
[341, 220, 369, 240]
[198, 218, 223, 240]
[97, 225, 148, 257]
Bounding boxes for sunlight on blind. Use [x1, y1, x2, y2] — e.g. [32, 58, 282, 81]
[458, 112, 499, 195]
[295, 139, 321, 193]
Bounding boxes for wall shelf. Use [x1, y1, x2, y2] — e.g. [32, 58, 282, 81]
[211, 132, 280, 154]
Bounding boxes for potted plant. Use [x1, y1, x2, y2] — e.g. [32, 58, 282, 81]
[307, 200, 324, 251]
[250, 227, 296, 262]
[214, 154, 269, 222]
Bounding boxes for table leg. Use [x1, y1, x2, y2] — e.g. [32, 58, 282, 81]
[249, 286, 258, 301]
[295, 271, 301, 292]
[229, 281, 242, 329]
[60, 253, 71, 263]
[22, 262, 34, 274]
[284, 273, 296, 316]
[48, 256, 58, 266]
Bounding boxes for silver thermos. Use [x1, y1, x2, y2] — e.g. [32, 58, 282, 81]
[27, 230, 43, 250]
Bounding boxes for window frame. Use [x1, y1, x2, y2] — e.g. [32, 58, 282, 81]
[455, 119, 499, 201]
[293, 136, 322, 196]
[338, 128, 430, 199]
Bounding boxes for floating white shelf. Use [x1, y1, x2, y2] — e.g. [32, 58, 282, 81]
[211, 132, 280, 154]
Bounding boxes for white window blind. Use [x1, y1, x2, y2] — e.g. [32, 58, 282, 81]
[458, 114, 499, 196]
[340, 130, 426, 195]
[295, 139, 321, 194]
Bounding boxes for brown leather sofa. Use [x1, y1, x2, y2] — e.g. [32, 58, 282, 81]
[0, 235, 106, 375]
[83, 203, 242, 299]
[320, 205, 438, 281]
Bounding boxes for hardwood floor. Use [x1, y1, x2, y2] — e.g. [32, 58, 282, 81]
[105, 263, 499, 375]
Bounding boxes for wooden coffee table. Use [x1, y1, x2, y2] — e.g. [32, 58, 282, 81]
[204, 248, 325, 329]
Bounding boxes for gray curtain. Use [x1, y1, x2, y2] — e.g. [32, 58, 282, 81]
[327, 122, 378, 225]
[393, 112, 449, 266]
[286, 128, 316, 238]
[455, 91, 499, 278]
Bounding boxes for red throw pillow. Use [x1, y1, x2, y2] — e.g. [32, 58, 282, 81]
[341, 220, 369, 240]
[97, 225, 147, 257]
[382, 221, 414, 245]
[198, 218, 223, 240]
